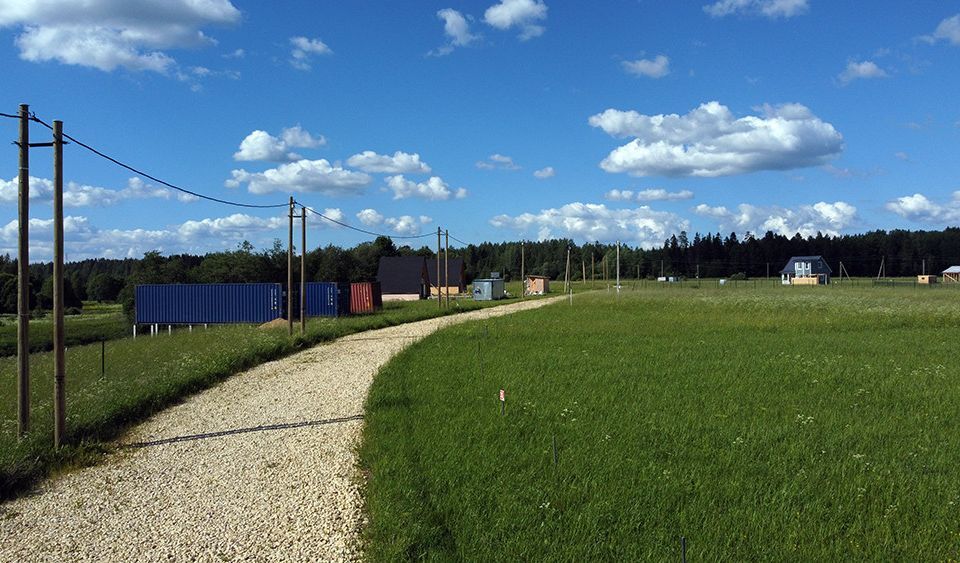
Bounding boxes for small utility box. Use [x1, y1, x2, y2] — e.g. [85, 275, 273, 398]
[473, 278, 505, 301]
[918, 275, 938, 284]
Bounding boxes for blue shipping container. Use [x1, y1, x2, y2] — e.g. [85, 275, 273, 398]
[136, 283, 283, 324]
[305, 282, 351, 317]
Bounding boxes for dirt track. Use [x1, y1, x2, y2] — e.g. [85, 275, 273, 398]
[0, 296, 560, 562]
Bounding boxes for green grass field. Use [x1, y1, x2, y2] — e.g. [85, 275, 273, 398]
[360, 285, 960, 560]
[0, 287, 538, 500]
[0, 302, 130, 357]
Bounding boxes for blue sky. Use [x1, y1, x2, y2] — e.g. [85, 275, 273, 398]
[1, 0, 959, 260]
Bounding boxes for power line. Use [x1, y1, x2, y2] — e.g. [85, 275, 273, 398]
[448, 234, 471, 247]
[0, 112, 19, 119]
[297, 203, 434, 240]
[28, 114, 288, 210]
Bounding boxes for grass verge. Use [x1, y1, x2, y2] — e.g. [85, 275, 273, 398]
[360, 285, 960, 560]
[0, 303, 129, 357]
[0, 288, 538, 501]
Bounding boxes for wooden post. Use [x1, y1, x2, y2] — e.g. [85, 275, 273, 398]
[288, 196, 294, 335]
[616, 240, 620, 294]
[436, 227, 442, 308]
[53, 120, 65, 448]
[520, 241, 525, 298]
[564, 246, 571, 294]
[300, 205, 306, 334]
[591, 254, 595, 284]
[582, 260, 586, 285]
[17, 103, 30, 438]
[444, 229, 449, 307]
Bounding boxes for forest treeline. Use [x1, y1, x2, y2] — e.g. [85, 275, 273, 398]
[2, 227, 960, 316]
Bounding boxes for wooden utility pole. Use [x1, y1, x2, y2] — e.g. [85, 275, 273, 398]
[17, 103, 30, 438]
[520, 241, 525, 298]
[876, 256, 885, 280]
[436, 227, 441, 308]
[616, 241, 620, 293]
[444, 229, 449, 307]
[52, 120, 65, 448]
[300, 206, 306, 334]
[287, 196, 294, 335]
[582, 260, 586, 285]
[591, 254, 595, 283]
[564, 246, 571, 293]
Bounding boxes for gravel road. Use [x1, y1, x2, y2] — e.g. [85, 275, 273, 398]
[0, 296, 560, 562]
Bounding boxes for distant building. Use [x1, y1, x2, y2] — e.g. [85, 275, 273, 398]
[376, 256, 430, 301]
[524, 275, 550, 295]
[780, 256, 832, 285]
[943, 266, 960, 283]
[426, 257, 466, 296]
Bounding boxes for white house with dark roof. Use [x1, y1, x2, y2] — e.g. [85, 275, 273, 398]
[780, 256, 832, 285]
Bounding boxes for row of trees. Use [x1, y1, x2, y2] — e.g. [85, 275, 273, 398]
[3, 227, 959, 317]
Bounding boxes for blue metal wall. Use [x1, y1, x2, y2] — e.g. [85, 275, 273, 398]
[305, 282, 351, 317]
[135, 283, 283, 324]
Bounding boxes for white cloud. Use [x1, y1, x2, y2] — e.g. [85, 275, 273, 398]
[432, 8, 480, 55]
[483, 0, 547, 40]
[0, 211, 295, 261]
[605, 188, 694, 202]
[920, 14, 960, 45]
[356, 208, 384, 226]
[384, 215, 433, 236]
[533, 166, 555, 179]
[346, 151, 431, 174]
[226, 160, 371, 195]
[894, 151, 910, 161]
[223, 48, 245, 59]
[886, 192, 960, 224]
[289, 36, 332, 70]
[703, 0, 808, 18]
[693, 200, 857, 237]
[490, 202, 689, 248]
[622, 55, 670, 79]
[233, 126, 326, 162]
[385, 175, 467, 201]
[0, 176, 197, 207]
[837, 60, 888, 85]
[476, 153, 521, 170]
[589, 101, 843, 177]
[0, 0, 240, 73]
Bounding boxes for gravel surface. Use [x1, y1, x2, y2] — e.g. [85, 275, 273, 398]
[0, 297, 560, 562]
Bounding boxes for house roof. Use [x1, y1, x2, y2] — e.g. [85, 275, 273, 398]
[426, 257, 465, 287]
[779, 255, 833, 275]
[943, 266, 960, 274]
[377, 256, 429, 294]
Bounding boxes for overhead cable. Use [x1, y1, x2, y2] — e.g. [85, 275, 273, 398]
[298, 202, 434, 240]
[29, 114, 288, 209]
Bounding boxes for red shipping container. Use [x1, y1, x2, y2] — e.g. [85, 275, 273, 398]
[350, 282, 383, 314]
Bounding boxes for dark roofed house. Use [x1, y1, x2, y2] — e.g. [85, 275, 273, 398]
[426, 257, 466, 296]
[377, 256, 430, 301]
[780, 255, 832, 285]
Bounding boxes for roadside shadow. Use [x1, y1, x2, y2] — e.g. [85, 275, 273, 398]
[123, 414, 364, 448]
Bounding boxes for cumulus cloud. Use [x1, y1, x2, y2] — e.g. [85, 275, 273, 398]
[703, 0, 808, 18]
[490, 202, 689, 248]
[622, 55, 670, 79]
[0, 211, 296, 261]
[0, 176, 197, 206]
[346, 151, 431, 174]
[356, 208, 384, 226]
[605, 188, 694, 202]
[226, 160, 371, 195]
[289, 36, 332, 70]
[0, 0, 240, 73]
[920, 14, 960, 45]
[533, 166, 555, 179]
[589, 101, 843, 177]
[886, 192, 960, 224]
[476, 153, 520, 170]
[354, 208, 432, 235]
[837, 61, 888, 85]
[693, 200, 857, 237]
[233, 126, 326, 162]
[385, 175, 467, 201]
[431, 8, 480, 55]
[483, 0, 547, 40]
